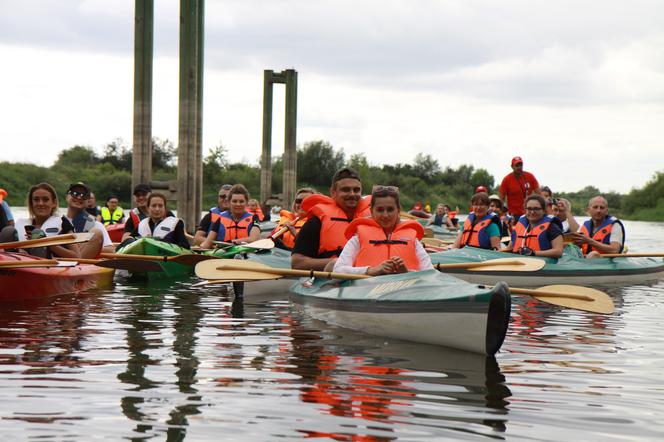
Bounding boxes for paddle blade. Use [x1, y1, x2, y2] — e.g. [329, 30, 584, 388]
[469, 257, 545, 272]
[96, 259, 164, 272]
[242, 238, 275, 250]
[529, 285, 614, 314]
[195, 259, 282, 281]
[169, 254, 217, 265]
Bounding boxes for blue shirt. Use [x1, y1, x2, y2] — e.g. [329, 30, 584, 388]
[1, 201, 13, 221]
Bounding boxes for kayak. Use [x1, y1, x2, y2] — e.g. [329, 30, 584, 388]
[427, 224, 458, 238]
[256, 220, 277, 238]
[289, 269, 511, 355]
[116, 237, 193, 279]
[429, 246, 664, 287]
[0, 252, 114, 301]
[105, 223, 125, 243]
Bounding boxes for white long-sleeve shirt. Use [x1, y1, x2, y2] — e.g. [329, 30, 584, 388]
[333, 235, 433, 274]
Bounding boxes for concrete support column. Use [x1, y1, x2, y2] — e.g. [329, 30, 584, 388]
[177, 0, 204, 233]
[260, 70, 274, 205]
[282, 69, 298, 207]
[132, 0, 154, 195]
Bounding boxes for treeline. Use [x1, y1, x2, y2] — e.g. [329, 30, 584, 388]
[1, 138, 661, 221]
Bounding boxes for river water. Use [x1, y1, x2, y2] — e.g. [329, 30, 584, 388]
[1, 209, 664, 440]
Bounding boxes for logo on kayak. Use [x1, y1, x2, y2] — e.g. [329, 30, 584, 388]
[367, 279, 418, 298]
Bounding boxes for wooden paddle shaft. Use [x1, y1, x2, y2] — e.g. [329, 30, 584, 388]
[217, 263, 370, 280]
[0, 233, 77, 250]
[0, 259, 59, 267]
[506, 287, 594, 301]
[601, 253, 664, 258]
[100, 252, 169, 262]
[57, 257, 104, 265]
[436, 260, 527, 270]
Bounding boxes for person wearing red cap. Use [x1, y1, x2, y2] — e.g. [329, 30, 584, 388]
[475, 185, 488, 193]
[499, 156, 540, 219]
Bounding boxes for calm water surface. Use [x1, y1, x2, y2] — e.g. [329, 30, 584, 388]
[1, 212, 664, 441]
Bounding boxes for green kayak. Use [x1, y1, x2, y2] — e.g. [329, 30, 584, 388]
[290, 270, 511, 355]
[429, 246, 664, 287]
[116, 237, 193, 279]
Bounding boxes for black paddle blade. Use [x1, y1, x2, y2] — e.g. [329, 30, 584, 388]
[96, 259, 164, 272]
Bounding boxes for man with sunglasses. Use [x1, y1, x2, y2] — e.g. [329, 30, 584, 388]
[292, 168, 371, 271]
[193, 184, 233, 246]
[64, 182, 114, 258]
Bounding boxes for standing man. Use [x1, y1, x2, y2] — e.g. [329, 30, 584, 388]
[292, 168, 371, 271]
[193, 183, 233, 246]
[570, 196, 625, 258]
[499, 156, 540, 219]
[64, 182, 114, 257]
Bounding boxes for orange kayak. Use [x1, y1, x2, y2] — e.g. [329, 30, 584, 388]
[0, 252, 114, 301]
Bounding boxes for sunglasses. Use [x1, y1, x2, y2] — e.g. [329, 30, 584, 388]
[68, 190, 89, 199]
[134, 191, 149, 197]
[525, 206, 543, 212]
[372, 185, 399, 193]
[218, 194, 228, 199]
[294, 198, 303, 204]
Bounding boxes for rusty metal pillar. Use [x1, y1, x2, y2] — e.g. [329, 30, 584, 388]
[132, 0, 154, 195]
[177, 0, 204, 233]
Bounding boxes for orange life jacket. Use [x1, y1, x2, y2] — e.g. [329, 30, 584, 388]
[273, 210, 308, 249]
[511, 215, 557, 251]
[345, 218, 424, 271]
[218, 211, 254, 242]
[303, 194, 371, 258]
[578, 216, 625, 254]
[248, 206, 265, 221]
[460, 212, 501, 249]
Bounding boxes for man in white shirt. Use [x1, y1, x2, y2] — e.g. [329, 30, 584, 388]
[65, 182, 114, 258]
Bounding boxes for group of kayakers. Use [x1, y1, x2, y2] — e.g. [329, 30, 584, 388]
[0, 155, 625, 269]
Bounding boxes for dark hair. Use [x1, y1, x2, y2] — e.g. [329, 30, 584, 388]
[331, 167, 361, 188]
[295, 187, 316, 197]
[370, 185, 400, 209]
[27, 182, 59, 218]
[540, 186, 552, 195]
[525, 194, 546, 210]
[147, 192, 168, 208]
[489, 198, 503, 210]
[443, 204, 452, 210]
[470, 192, 490, 206]
[228, 184, 250, 202]
[107, 195, 119, 202]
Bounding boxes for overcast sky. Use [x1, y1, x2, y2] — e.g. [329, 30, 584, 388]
[1, 0, 663, 193]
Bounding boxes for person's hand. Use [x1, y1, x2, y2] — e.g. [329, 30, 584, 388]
[389, 256, 408, 273]
[569, 232, 588, 245]
[518, 247, 536, 256]
[366, 260, 397, 276]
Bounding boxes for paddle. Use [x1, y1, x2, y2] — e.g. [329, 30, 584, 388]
[0, 232, 93, 250]
[100, 252, 215, 266]
[0, 259, 60, 268]
[195, 259, 367, 281]
[57, 257, 165, 272]
[481, 284, 614, 315]
[241, 216, 301, 250]
[600, 253, 664, 258]
[435, 258, 545, 272]
[194, 260, 613, 314]
[421, 237, 454, 247]
[400, 211, 419, 220]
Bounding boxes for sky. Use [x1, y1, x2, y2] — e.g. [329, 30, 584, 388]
[1, 0, 663, 194]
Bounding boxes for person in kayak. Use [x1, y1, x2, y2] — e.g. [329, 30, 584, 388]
[555, 198, 579, 234]
[247, 199, 268, 223]
[200, 184, 261, 248]
[451, 193, 502, 250]
[122, 183, 151, 242]
[569, 196, 625, 258]
[9, 182, 79, 258]
[99, 195, 125, 225]
[271, 187, 316, 251]
[333, 185, 432, 275]
[505, 194, 564, 258]
[489, 194, 511, 237]
[193, 183, 232, 246]
[64, 182, 114, 258]
[85, 192, 100, 218]
[130, 192, 190, 249]
[292, 167, 371, 271]
[0, 188, 14, 240]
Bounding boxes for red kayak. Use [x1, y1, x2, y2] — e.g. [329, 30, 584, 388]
[105, 223, 125, 243]
[0, 252, 114, 301]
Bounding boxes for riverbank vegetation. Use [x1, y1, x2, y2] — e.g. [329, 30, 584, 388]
[1, 138, 661, 221]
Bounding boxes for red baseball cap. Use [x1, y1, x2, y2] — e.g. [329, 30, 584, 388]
[475, 185, 488, 193]
[511, 156, 523, 166]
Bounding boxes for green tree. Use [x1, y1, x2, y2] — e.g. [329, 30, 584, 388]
[297, 140, 345, 188]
